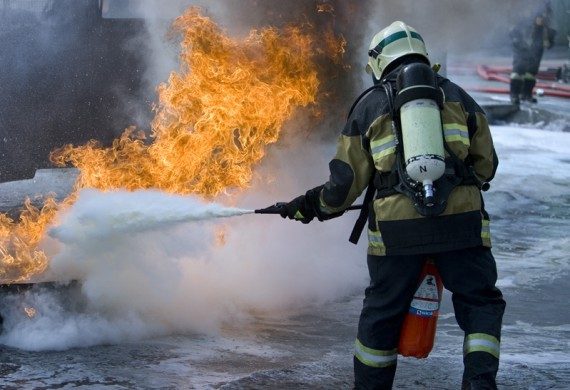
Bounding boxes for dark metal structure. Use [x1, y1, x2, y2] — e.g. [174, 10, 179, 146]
[0, 0, 150, 183]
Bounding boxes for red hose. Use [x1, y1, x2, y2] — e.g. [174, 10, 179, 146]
[475, 65, 570, 98]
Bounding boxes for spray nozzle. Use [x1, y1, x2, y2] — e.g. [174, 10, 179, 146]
[254, 203, 288, 216]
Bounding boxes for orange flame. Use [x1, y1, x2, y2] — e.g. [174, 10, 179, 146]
[0, 197, 60, 282]
[0, 7, 346, 283]
[316, 3, 335, 14]
[24, 306, 37, 318]
[53, 9, 322, 197]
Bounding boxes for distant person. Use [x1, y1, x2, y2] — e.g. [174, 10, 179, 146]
[277, 20, 505, 389]
[509, 2, 557, 104]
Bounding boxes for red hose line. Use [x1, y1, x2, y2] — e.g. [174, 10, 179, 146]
[467, 85, 570, 98]
[476, 65, 570, 97]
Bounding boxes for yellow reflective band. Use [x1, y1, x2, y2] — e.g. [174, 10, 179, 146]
[354, 339, 398, 368]
[367, 229, 384, 248]
[481, 219, 490, 239]
[319, 197, 337, 215]
[523, 72, 536, 81]
[294, 210, 304, 220]
[443, 123, 470, 146]
[463, 333, 500, 359]
[370, 135, 397, 159]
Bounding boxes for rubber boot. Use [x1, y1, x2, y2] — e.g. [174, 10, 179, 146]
[521, 78, 537, 103]
[509, 78, 522, 105]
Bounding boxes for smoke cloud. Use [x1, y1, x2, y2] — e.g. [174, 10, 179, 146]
[0, 131, 366, 351]
[0, 1, 151, 182]
[49, 189, 253, 243]
[134, 0, 544, 133]
[0, 0, 543, 182]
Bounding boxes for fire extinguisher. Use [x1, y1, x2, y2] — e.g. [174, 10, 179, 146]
[398, 258, 443, 358]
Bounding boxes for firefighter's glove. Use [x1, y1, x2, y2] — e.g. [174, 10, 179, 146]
[281, 185, 324, 224]
[309, 185, 347, 221]
[280, 195, 315, 223]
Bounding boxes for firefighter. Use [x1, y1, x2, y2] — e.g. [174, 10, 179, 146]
[509, 2, 556, 104]
[280, 21, 506, 389]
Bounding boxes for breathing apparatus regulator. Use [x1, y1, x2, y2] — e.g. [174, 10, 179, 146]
[394, 62, 445, 207]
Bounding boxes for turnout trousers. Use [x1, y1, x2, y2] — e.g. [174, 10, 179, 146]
[353, 246, 506, 390]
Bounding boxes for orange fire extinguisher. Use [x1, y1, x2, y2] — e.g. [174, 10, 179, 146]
[398, 258, 443, 358]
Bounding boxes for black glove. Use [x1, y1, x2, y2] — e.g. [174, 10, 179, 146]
[281, 185, 346, 223]
[280, 185, 324, 224]
[280, 194, 316, 224]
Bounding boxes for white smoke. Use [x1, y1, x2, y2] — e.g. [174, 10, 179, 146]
[0, 130, 367, 351]
[49, 189, 253, 243]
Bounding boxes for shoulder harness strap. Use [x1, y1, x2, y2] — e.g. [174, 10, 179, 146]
[348, 83, 387, 245]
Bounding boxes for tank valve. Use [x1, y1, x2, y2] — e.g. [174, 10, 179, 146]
[423, 182, 435, 206]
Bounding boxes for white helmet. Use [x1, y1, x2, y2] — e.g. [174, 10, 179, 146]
[366, 21, 429, 81]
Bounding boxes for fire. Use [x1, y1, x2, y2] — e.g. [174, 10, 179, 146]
[24, 306, 37, 318]
[316, 3, 335, 14]
[0, 197, 60, 282]
[215, 226, 227, 247]
[52, 8, 324, 197]
[0, 7, 346, 283]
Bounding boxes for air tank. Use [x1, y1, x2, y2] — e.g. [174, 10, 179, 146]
[396, 63, 445, 206]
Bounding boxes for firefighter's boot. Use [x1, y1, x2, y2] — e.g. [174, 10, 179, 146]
[521, 77, 537, 103]
[509, 77, 522, 105]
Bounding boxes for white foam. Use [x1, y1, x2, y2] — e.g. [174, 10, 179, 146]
[488, 125, 570, 286]
[48, 189, 253, 243]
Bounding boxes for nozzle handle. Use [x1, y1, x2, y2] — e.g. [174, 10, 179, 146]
[255, 203, 363, 215]
[254, 202, 288, 215]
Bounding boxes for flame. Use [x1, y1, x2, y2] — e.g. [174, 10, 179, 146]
[0, 197, 60, 282]
[52, 8, 323, 197]
[0, 7, 346, 283]
[316, 3, 335, 14]
[24, 306, 37, 318]
[215, 226, 227, 247]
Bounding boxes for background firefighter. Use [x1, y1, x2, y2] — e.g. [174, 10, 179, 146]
[509, 2, 557, 104]
[279, 21, 506, 389]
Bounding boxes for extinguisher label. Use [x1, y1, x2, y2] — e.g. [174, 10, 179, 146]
[409, 273, 440, 317]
